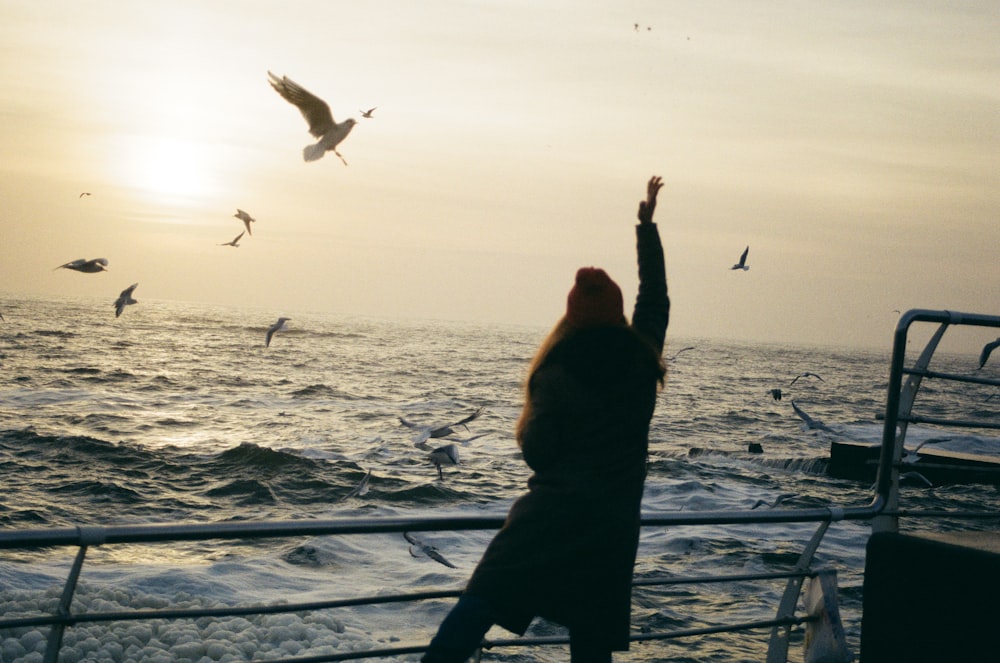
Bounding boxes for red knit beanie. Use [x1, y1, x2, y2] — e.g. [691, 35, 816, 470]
[566, 267, 625, 327]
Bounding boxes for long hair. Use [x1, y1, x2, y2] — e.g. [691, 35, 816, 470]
[515, 316, 665, 447]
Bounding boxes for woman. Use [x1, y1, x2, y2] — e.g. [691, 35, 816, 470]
[423, 176, 669, 663]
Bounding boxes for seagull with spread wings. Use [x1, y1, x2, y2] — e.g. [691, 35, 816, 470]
[220, 231, 245, 247]
[113, 283, 138, 318]
[399, 407, 484, 447]
[265, 317, 291, 347]
[267, 71, 357, 165]
[234, 209, 255, 235]
[56, 258, 108, 273]
[731, 246, 750, 271]
[978, 337, 1000, 369]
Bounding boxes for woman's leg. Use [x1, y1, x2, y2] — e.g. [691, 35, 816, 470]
[422, 594, 496, 663]
[568, 628, 613, 663]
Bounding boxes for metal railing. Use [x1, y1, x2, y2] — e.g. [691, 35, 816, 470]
[3, 309, 1000, 663]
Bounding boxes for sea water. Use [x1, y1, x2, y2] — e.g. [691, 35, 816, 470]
[1, 294, 998, 662]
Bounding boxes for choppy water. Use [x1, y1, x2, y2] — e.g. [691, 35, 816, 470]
[1, 294, 999, 662]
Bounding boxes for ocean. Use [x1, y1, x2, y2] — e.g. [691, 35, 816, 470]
[1, 294, 998, 663]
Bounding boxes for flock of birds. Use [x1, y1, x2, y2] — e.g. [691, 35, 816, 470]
[44, 71, 377, 345]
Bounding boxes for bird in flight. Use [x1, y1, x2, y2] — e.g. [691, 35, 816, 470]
[428, 443, 460, 480]
[403, 532, 457, 568]
[220, 231, 245, 247]
[234, 209, 255, 235]
[360, 107, 377, 118]
[79, 192, 91, 198]
[267, 71, 357, 165]
[790, 372, 824, 385]
[731, 246, 750, 271]
[113, 283, 138, 318]
[56, 258, 108, 273]
[399, 407, 484, 446]
[978, 338, 1000, 369]
[265, 317, 291, 347]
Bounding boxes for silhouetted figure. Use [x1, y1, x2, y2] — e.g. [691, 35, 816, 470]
[421, 176, 670, 663]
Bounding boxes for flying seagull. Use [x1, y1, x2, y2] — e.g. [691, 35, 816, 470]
[360, 107, 377, 118]
[234, 209, 255, 235]
[265, 317, 291, 347]
[752, 493, 795, 510]
[978, 338, 1000, 369]
[731, 246, 750, 271]
[79, 192, 91, 198]
[267, 71, 357, 165]
[790, 400, 834, 433]
[399, 407, 484, 446]
[56, 258, 108, 273]
[403, 532, 457, 569]
[340, 469, 371, 500]
[790, 372, 824, 385]
[428, 444, 459, 479]
[113, 283, 138, 318]
[666, 346, 695, 361]
[220, 230, 245, 247]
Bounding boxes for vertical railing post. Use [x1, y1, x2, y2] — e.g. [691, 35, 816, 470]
[42, 544, 88, 663]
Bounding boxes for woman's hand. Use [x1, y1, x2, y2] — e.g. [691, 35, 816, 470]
[637, 175, 663, 225]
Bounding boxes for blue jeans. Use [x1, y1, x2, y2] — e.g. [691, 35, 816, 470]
[422, 594, 612, 663]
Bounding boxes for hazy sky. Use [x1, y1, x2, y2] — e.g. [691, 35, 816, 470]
[2, 1, 998, 350]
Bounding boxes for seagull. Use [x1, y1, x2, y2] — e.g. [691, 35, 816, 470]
[731, 246, 749, 271]
[751, 493, 795, 510]
[399, 407, 484, 446]
[790, 372, 824, 385]
[55, 258, 108, 273]
[428, 444, 459, 479]
[666, 346, 695, 361]
[790, 400, 834, 433]
[340, 469, 371, 500]
[265, 317, 290, 347]
[79, 192, 91, 198]
[978, 338, 1000, 369]
[403, 532, 457, 569]
[234, 209, 255, 235]
[360, 107, 377, 118]
[267, 71, 357, 165]
[113, 283, 138, 318]
[220, 230, 245, 247]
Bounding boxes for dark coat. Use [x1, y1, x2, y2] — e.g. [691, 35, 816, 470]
[464, 223, 668, 651]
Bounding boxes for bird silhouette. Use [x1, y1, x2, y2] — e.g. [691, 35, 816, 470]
[268, 71, 357, 164]
[113, 283, 138, 318]
[234, 209, 255, 235]
[56, 258, 108, 273]
[731, 246, 749, 271]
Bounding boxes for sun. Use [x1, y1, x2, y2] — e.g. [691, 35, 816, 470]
[112, 134, 215, 203]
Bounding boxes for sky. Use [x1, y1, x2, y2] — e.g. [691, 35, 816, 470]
[1, 1, 998, 351]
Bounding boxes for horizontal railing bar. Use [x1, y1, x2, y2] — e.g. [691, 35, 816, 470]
[244, 616, 818, 663]
[0, 571, 820, 631]
[0, 506, 884, 551]
[901, 367, 1000, 388]
[0, 588, 464, 630]
[896, 414, 1000, 430]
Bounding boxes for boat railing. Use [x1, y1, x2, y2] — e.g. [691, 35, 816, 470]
[2, 308, 1000, 662]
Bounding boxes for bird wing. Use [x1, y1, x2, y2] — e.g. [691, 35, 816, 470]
[56, 259, 85, 270]
[979, 338, 1000, 368]
[739, 246, 749, 266]
[451, 407, 484, 428]
[268, 72, 336, 138]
